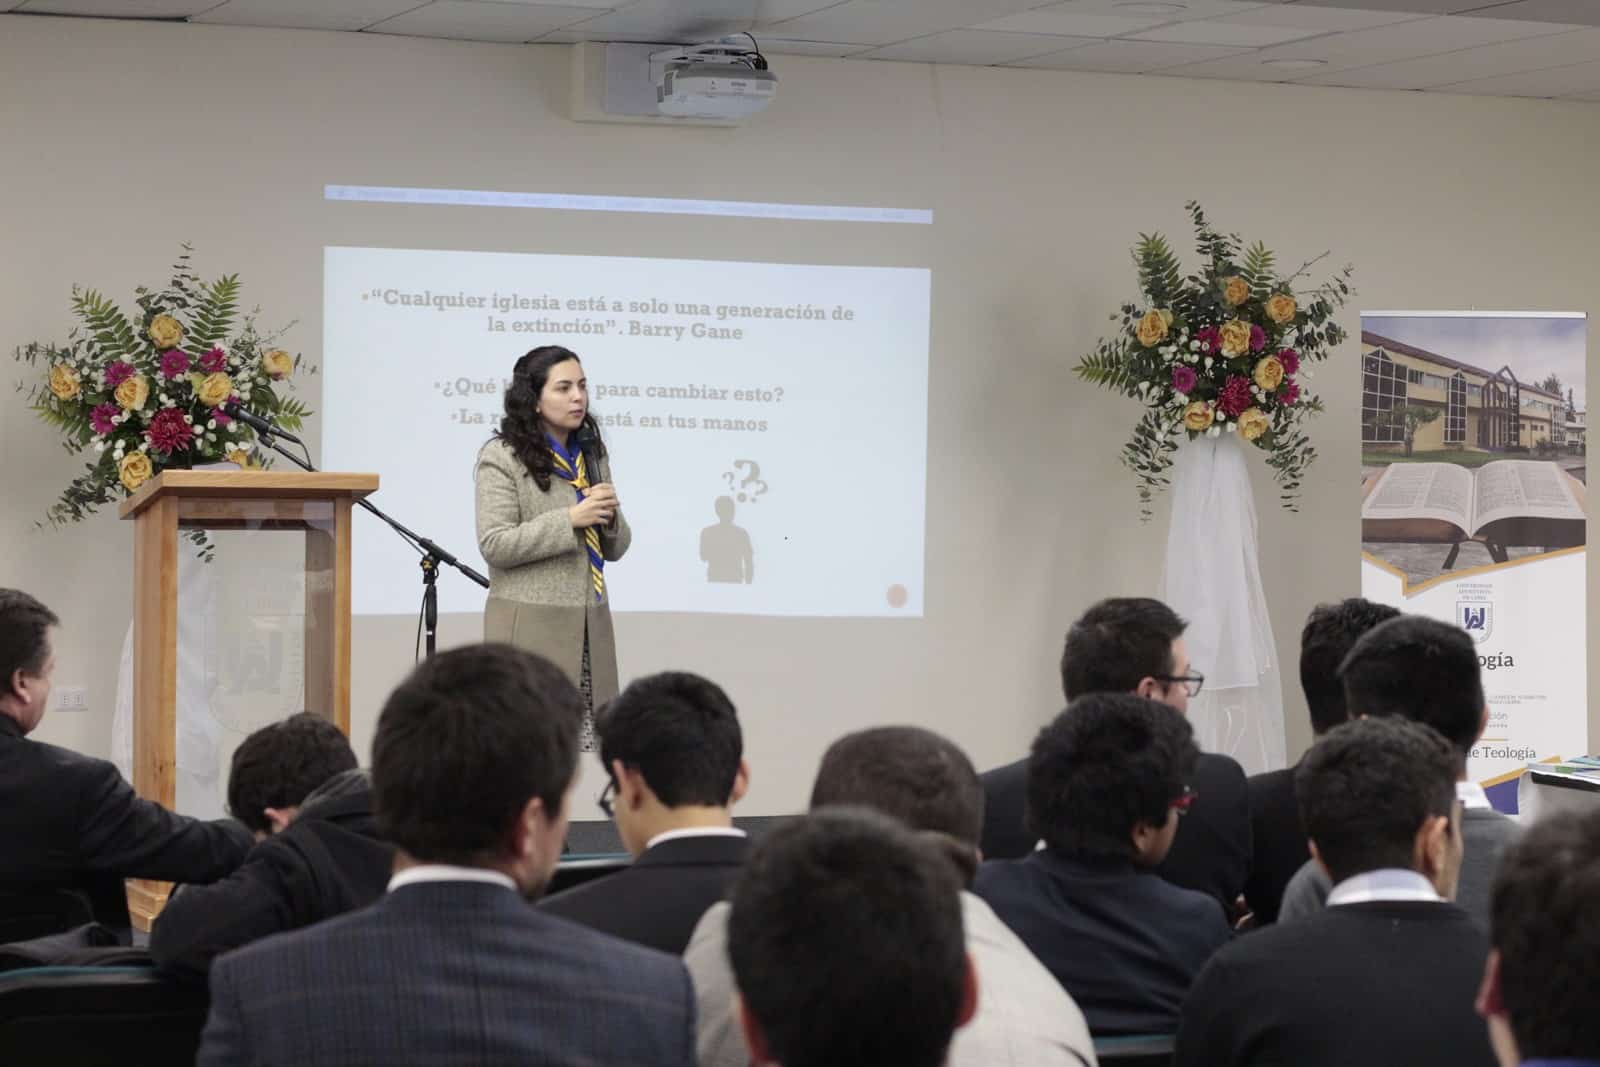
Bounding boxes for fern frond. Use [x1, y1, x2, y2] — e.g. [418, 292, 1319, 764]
[187, 274, 241, 353]
[72, 288, 141, 363]
[1134, 233, 1184, 308]
[1075, 338, 1142, 397]
[1186, 200, 1242, 274]
[1241, 242, 1277, 297]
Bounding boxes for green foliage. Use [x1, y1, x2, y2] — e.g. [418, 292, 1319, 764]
[1134, 233, 1185, 311]
[1240, 242, 1276, 298]
[1122, 409, 1180, 520]
[187, 275, 241, 354]
[1076, 337, 1142, 397]
[72, 288, 141, 363]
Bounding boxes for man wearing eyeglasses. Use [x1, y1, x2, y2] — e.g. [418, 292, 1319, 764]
[973, 693, 1231, 1036]
[539, 671, 750, 954]
[979, 597, 1252, 923]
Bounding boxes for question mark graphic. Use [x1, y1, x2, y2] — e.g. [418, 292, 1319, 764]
[773, 386, 784, 402]
[733, 460, 764, 503]
[722, 470, 737, 492]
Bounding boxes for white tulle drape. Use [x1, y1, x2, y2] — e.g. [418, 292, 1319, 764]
[1157, 434, 1287, 775]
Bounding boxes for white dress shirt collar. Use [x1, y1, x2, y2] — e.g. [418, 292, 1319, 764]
[645, 826, 747, 851]
[1326, 868, 1442, 908]
[1457, 780, 1492, 811]
[388, 864, 518, 894]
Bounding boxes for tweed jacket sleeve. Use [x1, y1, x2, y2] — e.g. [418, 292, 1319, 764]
[475, 441, 583, 569]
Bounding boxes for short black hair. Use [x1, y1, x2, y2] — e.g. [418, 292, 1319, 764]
[372, 643, 583, 865]
[1490, 809, 1600, 1059]
[1340, 615, 1485, 760]
[0, 589, 59, 697]
[1060, 598, 1186, 700]
[728, 808, 967, 1067]
[1295, 717, 1457, 885]
[1026, 693, 1198, 860]
[808, 726, 984, 846]
[597, 671, 742, 807]
[1299, 598, 1401, 735]
[226, 713, 357, 834]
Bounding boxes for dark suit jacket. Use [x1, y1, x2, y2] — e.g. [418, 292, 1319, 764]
[1177, 901, 1496, 1067]
[0, 716, 251, 919]
[981, 751, 1252, 919]
[199, 879, 696, 1066]
[1241, 762, 1304, 925]
[150, 770, 396, 983]
[538, 831, 748, 954]
[974, 850, 1231, 1036]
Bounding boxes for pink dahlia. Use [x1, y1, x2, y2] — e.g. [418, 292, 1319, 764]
[1249, 324, 1267, 353]
[1171, 365, 1198, 395]
[1279, 380, 1301, 406]
[199, 346, 227, 373]
[106, 361, 136, 387]
[1195, 325, 1220, 355]
[146, 407, 195, 453]
[90, 403, 119, 435]
[1277, 349, 1300, 375]
[1218, 375, 1253, 418]
[160, 349, 192, 379]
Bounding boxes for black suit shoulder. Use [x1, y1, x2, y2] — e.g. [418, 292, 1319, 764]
[1242, 765, 1302, 923]
[1155, 752, 1251, 916]
[979, 758, 1033, 860]
[538, 836, 747, 954]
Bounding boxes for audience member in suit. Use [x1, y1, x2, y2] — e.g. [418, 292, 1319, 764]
[539, 671, 749, 953]
[728, 808, 978, 1067]
[1177, 717, 1497, 1067]
[197, 644, 695, 1067]
[975, 693, 1230, 1036]
[980, 598, 1250, 920]
[1276, 615, 1520, 928]
[1243, 598, 1399, 925]
[1476, 809, 1600, 1067]
[688, 725, 1097, 1067]
[150, 713, 394, 982]
[0, 589, 251, 932]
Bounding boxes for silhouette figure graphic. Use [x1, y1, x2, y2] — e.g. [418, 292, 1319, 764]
[701, 496, 754, 584]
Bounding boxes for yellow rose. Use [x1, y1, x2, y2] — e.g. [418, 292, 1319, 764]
[1219, 320, 1253, 357]
[262, 349, 294, 380]
[1238, 407, 1271, 442]
[1253, 356, 1285, 391]
[1264, 294, 1298, 325]
[118, 451, 154, 492]
[48, 364, 81, 401]
[225, 448, 255, 469]
[148, 314, 184, 350]
[1135, 311, 1169, 348]
[1183, 401, 1215, 432]
[1222, 276, 1249, 307]
[1157, 309, 1174, 329]
[114, 374, 150, 411]
[197, 372, 234, 408]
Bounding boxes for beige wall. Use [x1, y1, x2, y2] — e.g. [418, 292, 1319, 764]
[2, 15, 1597, 813]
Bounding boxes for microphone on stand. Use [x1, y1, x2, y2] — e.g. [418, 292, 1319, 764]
[220, 400, 305, 445]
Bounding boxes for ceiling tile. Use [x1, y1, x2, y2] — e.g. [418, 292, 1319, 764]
[366, 0, 598, 42]
[756, 36, 879, 55]
[1193, 3, 1427, 32]
[193, 0, 428, 31]
[1159, 13, 1577, 78]
[1440, 57, 1600, 96]
[16, 0, 220, 13]
[1297, 23, 1597, 89]
[1277, 0, 1480, 12]
[859, 27, 1086, 63]
[972, 8, 1177, 38]
[563, 0, 755, 37]
[1427, 0, 1600, 23]
[1007, 37, 1252, 72]
[1131, 18, 1328, 45]
[759, 0, 1033, 46]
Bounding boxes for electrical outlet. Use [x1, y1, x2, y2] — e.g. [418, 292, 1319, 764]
[56, 687, 88, 711]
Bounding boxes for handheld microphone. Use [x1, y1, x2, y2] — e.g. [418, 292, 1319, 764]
[576, 423, 616, 529]
[221, 400, 304, 445]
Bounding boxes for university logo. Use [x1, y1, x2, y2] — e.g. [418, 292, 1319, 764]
[1457, 602, 1493, 643]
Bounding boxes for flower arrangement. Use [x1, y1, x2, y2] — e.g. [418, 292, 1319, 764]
[14, 248, 313, 539]
[1077, 203, 1352, 516]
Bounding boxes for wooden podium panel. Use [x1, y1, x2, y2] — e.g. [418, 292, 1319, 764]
[118, 471, 376, 926]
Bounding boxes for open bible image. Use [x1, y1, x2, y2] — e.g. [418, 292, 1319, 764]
[1362, 460, 1586, 587]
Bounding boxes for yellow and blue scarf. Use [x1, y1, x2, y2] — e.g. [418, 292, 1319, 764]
[549, 435, 605, 602]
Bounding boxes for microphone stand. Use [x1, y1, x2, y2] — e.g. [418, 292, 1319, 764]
[250, 428, 488, 660]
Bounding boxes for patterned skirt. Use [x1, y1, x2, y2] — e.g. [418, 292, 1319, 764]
[578, 628, 596, 753]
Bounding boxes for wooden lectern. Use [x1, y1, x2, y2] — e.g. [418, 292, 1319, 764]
[117, 470, 378, 927]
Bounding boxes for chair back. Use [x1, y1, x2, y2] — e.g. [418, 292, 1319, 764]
[0, 888, 94, 945]
[0, 966, 207, 1066]
[1094, 1033, 1175, 1066]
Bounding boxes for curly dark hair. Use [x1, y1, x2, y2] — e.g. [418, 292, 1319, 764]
[494, 346, 607, 492]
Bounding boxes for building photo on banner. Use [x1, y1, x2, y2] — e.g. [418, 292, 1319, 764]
[1359, 312, 1588, 808]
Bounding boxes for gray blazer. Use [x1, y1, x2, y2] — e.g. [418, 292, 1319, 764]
[199, 879, 695, 1066]
[475, 438, 632, 702]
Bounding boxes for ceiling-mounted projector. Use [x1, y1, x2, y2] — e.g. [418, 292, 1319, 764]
[650, 39, 776, 120]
